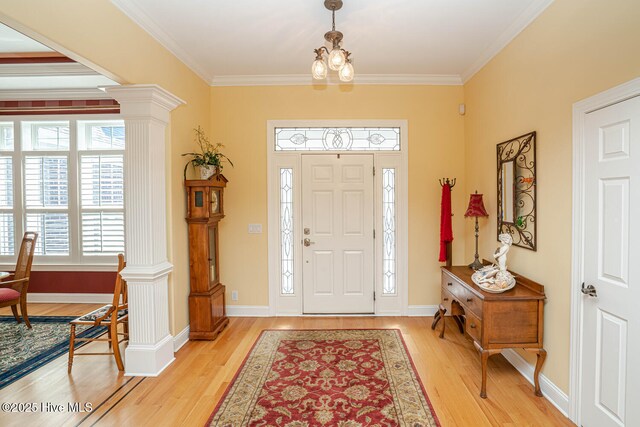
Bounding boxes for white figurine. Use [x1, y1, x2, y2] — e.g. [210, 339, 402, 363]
[494, 233, 513, 272]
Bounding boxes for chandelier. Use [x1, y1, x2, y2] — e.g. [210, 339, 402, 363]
[311, 0, 354, 82]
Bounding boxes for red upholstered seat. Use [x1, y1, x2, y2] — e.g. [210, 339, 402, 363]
[0, 288, 20, 303]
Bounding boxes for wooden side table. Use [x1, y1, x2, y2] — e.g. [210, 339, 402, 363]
[432, 265, 546, 398]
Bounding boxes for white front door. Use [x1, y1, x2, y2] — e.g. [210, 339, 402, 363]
[581, 95, 640, 426]
[301, 154, 374, 313]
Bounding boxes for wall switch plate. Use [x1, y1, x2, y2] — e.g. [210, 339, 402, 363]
[231, 290, 238, 301]
[248, 224, 262, 233]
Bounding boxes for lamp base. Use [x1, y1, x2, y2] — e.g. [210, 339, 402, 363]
[468, 258, 484, 271]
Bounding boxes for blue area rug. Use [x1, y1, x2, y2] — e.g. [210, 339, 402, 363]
[0, 316, 106, 389]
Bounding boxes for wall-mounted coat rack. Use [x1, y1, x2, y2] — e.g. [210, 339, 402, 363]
[439, 177, 456, 189]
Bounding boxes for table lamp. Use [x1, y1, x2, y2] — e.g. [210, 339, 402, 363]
[465, 191, 489, 270]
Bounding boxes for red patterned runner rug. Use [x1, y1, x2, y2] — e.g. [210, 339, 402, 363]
[207, 329, 440, 427]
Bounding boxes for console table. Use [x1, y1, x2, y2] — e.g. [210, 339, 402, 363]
[431, 265, 546, 398]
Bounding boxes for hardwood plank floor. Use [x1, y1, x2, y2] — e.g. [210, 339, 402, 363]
[0, 304, 575, 426]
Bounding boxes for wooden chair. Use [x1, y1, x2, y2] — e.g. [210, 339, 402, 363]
[68, 254, 129, 372]
[0, 232, 38, 329]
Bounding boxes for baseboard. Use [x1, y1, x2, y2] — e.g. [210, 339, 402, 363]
[226, 305, 271, 317]
[29, 293, 113, 304]
[502, 349, 569, 416]
[375, 310, 402, 316]
[406, 305, 439, 317]
[173, 325, 190, 352]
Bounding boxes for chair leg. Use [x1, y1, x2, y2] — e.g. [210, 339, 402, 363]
[110, 322, 124, 371]
[11, 305, 20, 323]
[68, 324, 76, 373]
[123, 320, 129, 340]
[20, 297, 31, 329]
[107, 327, 112, 349]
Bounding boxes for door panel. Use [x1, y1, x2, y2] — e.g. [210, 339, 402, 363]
[600, 178, 629, 286]
[582, 95, 639, 427]
[302, 154, 374, 313]
[343, 191, 364, 235]
[312, 191, 333, 235]
[343, 251, 365, 295]
[596, 309, 627, 425]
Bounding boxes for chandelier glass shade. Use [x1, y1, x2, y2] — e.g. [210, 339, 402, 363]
[312, 0, 354, 82]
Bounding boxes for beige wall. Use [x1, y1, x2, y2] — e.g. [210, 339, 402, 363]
[211, 85, 466, 307]
[5, 0, 640, 398]
[0, 0, 212, 335]
[463, 0, 640, 393]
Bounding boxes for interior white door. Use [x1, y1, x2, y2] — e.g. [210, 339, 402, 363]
[301, 154, 374, 313]
[581, 95, 640, 426]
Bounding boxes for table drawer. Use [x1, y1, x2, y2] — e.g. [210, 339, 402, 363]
[465, 310, 482, 343]
[440, 287, 454, 312]
[442, 273, 467, 301]
[462, 289, 483, 318]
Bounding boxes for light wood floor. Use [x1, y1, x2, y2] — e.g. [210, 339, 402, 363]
[0, 303, 575, 426]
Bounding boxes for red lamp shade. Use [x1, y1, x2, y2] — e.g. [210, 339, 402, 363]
[464, 193, 489, 217]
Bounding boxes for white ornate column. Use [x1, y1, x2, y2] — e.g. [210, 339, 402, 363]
[105, 85, 185, 376]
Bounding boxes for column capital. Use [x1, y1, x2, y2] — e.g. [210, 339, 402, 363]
[103, 84, 185, 124]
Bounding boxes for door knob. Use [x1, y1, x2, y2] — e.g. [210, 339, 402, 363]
[581, 282, 598, 297]
[303, 238, 315, 247]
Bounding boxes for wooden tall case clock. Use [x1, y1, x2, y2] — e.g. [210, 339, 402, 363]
[185, 175, 229, 340]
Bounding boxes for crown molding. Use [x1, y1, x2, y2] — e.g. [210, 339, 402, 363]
[0, 62, 99, 77]
[0, 88, 114, 101]
[461, 0, 555, 83]
[110, 0, 211, 83]
[211, 74, 463, 87]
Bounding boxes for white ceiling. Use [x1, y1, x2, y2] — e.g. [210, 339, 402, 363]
[0, 22, 52, 53]
[0, 23, 118, 96]
[111, 0, 554, 85]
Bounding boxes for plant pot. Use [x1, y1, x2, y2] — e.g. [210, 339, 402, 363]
[199, 165, 217, 180]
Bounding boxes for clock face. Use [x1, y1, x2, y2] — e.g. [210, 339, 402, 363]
[211, 189, 220, 213]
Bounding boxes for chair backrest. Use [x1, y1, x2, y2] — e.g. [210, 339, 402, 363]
[14, 232, 38, 281]
[112, 253, 127, 308]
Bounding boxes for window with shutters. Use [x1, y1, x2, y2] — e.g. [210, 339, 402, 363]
[0, 117, 125, 267]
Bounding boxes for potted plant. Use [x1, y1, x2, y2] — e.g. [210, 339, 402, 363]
[182, 126, 233, 180]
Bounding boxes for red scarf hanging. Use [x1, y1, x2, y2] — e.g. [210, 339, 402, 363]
[439, 183, 453, 262]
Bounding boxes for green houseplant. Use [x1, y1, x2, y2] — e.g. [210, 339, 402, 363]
[182, 126, 233, 180]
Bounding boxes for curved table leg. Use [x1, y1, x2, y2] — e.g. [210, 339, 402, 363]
[452, 315, 465, 334]
[526, 348, 547, 397]
[430, 310, 441, 330]
[474, 342, 501, 399]
[437, 304, 447, 338]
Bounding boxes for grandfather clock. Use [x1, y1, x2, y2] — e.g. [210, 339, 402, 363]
[185, 175, 229, 340]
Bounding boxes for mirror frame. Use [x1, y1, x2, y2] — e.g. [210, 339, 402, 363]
[496, 131, 537, 251]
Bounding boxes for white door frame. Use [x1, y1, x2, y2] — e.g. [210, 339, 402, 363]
[267, 120, 409, 316]
[570, 77, 640, 424]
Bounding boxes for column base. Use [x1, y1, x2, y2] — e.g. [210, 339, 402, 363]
[125, 334, 175, 376]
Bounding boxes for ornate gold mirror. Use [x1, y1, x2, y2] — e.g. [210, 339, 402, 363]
[497, 131, 536, 251]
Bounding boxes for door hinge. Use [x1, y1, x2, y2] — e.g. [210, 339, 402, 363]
[373, 229, 375, 239]
[373, 291, 376, 301]
[373, 166, 375, 176]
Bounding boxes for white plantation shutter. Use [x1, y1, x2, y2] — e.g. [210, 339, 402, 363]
[0, 157, 12, 207]
[23, 156, 70, 255]
[24, 156, 69, 207]
[0, 213, 14, 255]
[0, 156, 14, 255]
[0, 118, 125, 264]
[81, 212, 125, 254]
[26, 212, 70, 255]
[80, 153, 125, 255]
